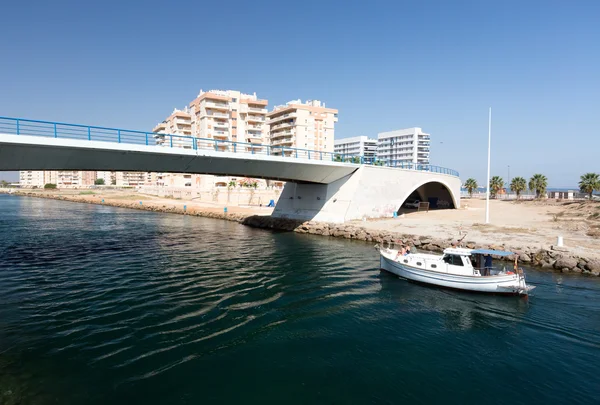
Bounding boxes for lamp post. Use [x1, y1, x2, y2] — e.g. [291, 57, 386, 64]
[485, 108, 491, 224]
[507, 165, 510, 196]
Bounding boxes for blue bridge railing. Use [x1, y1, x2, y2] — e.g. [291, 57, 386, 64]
[0, 116, 459, 177]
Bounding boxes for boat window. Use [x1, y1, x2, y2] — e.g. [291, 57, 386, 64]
[431, 264, 437, 269]
[403, 259, 408, 263]
[416, 262, 422, 266]
[443, 254, 464, 266]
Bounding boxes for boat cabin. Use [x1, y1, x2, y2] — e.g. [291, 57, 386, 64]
[441, 248, 515, 276]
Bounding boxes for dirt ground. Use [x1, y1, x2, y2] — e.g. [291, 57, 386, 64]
[352, 198, 600, 260]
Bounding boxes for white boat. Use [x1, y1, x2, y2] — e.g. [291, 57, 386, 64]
[379, 246, 535, 296]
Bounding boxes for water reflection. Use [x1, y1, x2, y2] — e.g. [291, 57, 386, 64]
[377, 271, 530, 330]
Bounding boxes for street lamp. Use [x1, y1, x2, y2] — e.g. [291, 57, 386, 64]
[485, 108, 491, 224]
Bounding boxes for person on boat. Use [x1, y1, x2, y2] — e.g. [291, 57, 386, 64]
[395, 247, 406, 260]
[483, 254, 493, 276]
[404, 246, 411, 255]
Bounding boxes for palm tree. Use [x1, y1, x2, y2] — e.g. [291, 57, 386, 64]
[227, 180, 236, 189]
[579, 172, 600, 200]
[510, 177, 527, 200]
[334, 155, 343, 162]
[489, 176, 504, 199]
[529, 174, 548, 199]
[464, 178, 478, 198]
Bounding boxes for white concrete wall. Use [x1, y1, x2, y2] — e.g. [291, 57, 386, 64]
[138, 186, 281, 206]
[272, 165, 461, 223]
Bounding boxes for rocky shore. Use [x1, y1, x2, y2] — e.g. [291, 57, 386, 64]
[3, 190, 599, 277]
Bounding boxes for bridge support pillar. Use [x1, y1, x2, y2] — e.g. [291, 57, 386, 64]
[272, 166, 461, 223]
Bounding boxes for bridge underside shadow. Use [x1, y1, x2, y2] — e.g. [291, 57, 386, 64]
[0, 134, 356, 184]
[272, 165, 461, 223]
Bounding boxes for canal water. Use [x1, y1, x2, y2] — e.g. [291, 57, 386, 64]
[0, 194, 599, 404]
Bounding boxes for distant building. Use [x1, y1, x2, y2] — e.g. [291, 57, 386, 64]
[19, 171, 45, 188]
[19, 170, 96, 188]
[377, 127, 430, 166]
[267, 100, 338, 157]
[334, 136, 377, 163]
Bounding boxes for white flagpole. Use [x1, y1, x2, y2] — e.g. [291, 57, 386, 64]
[485, 107, 491, 224]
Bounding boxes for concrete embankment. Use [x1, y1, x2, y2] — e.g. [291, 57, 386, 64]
[3, 190, 599, 277]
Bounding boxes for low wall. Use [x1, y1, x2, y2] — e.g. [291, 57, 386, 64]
[137, 186, 281, 206]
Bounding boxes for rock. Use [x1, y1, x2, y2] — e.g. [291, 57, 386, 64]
[520, 253, 532, 263]
[551, 245, 569, 252]
[412, 239, 422, 246]
[554, 255, 578, 270]
[561, 267, 571, 273]
[541, 261, 554, 269]
[571, 267, 583, 273]
[584, 259, 600, 272]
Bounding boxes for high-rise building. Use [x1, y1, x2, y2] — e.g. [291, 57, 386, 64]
[151, 89, 270, 188]
[334, 136, 377, 163]
[188, 89, 269, 152]
[376, 128, 430, 166]
[267, 100, 338, 157]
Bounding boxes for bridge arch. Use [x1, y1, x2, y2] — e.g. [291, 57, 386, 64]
[396, 178, 458, 212]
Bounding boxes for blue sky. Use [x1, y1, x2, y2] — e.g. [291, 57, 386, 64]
[1, 0, 598, 186]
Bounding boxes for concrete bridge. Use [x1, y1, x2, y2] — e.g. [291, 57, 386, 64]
[0, 116, 462, 222]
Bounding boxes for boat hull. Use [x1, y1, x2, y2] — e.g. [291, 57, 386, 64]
[380, 253, 529, 295]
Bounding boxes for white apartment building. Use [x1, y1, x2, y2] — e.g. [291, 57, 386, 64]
[115, 172, 155, 187]
[151, 89, 270, 188]
[268, 100, 337, 157]
[19, 171, 97, 188]
[19, 171, 46, 188]
[96, 171, 115, 185]
[189, 89, 269, 153]
[377, 128, 430, 166]
[334, 136, 377, 163]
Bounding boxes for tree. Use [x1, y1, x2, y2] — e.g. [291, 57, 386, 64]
[227, 180, 236, 189]
[579, 172, 600, 200]
[510, 177, 527, 200]
[94, 178, 105, 185]
[489, 176, 504, 199]
[0, 180, 8, 188]
[464, 178, 478, 198]
[350, 156, 361, 164]
[44, 183, 57, 189]
[334, 155, 343, 162]
[529, 174, 548, 199]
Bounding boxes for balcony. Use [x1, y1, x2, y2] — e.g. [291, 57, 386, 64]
[246, 115, 265, 123]
[271, 137, 294, 146]
[271, 129, 294, 138]
[270, 121, 294, 131]
[208, 112, 229, 119]
[213, 121, 229, 129]
[175, 118, 191, 126]
[268, 112, 297, 124]
[206, 102, 229, 110]
[248, 107, 267, 114]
